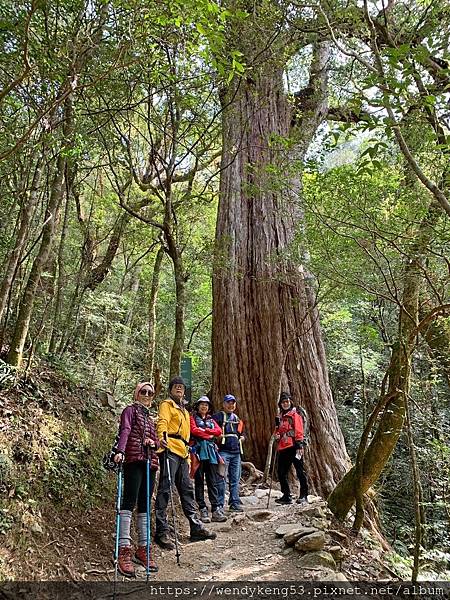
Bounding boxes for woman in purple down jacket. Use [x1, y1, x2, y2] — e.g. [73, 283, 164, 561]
[113, 381, 159, 577]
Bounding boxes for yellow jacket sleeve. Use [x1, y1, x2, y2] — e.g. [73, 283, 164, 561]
[156, 399, 190, 458]
[157, 400, 172, 441]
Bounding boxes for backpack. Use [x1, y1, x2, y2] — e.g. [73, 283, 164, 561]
[295, 406, 309, 447]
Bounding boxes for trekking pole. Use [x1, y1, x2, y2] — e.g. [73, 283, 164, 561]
[164, 432, 181, 566]
[267, 416, 280, 509]
[113, 461, 123, 600]
[266, 438, 278, 509]
[146, 446, 151, 583]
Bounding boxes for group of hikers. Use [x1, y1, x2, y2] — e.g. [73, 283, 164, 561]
[111, 376, 309, 577]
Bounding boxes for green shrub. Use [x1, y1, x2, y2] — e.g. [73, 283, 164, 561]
[44, 427, 110, 508]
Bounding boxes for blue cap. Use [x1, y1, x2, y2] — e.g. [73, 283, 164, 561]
[223, 394, 236, 403]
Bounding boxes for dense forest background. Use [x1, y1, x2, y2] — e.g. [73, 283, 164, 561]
[0, 0, 449, 579]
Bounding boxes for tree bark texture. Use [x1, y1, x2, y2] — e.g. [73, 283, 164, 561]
[212, 42, 349, 494]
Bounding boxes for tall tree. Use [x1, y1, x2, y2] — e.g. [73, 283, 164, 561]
[211, 3, 349, 492]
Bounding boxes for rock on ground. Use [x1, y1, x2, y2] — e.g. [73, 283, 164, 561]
[297, 550, 337, 571]
[284, 527, 318, 546]
[275, 524, 312, 537]
[294, 531, 326, 552]
[240, 496, 260, 506]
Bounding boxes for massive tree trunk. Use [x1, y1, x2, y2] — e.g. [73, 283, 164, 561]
[212, 36, 349, 494]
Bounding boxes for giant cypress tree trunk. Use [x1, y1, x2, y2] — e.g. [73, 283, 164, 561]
[212, 40, 349, 495]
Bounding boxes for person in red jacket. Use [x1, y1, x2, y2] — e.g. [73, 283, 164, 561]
[190, 396, 228, 523]
[274, 391, 309, 505]
[113, 381, 159, 576]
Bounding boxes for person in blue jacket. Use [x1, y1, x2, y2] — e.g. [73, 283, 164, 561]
[212, 394, 244, 512]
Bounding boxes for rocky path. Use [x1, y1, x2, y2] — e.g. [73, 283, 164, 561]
[83, 489, 390, 583]
[8, 486, 392, 582]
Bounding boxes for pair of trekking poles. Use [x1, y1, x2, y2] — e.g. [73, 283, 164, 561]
[112, 433, 180, 595]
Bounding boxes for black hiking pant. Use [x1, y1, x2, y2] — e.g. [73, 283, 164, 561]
[121, 461, 156, 512]
[277, 446, 309, 499]
[155, 451, 202, 536]
[194, 461, 220, 512]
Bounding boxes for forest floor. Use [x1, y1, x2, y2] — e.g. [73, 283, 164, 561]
[0, 361, 408, 584]
[2, 487, 400, 583]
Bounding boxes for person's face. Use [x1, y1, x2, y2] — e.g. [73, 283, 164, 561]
[171, 384, 185, 401]
[197, 401, 209, 416]
[280, 399, 291, 411]
[223, 400, 236, 413]
[138, 386, 154, 407]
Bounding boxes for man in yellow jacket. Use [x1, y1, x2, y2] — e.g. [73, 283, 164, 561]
[154, 376, 216, 550]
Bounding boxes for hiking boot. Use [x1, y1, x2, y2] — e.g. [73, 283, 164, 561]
[154, 532, 175, 551]
[296, 496, 308, 505]
[211, 508, 227, 523]
[134, 545, 158, 572]
[275, 496, 293, 505]
[199, 507, 211, 523]
[117, 546, 135, 578]
[229, 504, 244, 512]
[190, 526, 217, 542]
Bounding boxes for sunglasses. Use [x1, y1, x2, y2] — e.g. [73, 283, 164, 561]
[139, 389, 154, 396]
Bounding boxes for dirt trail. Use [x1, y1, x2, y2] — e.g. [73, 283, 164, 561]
[74, 491, 387, 584]
[4, 481, 389, 582]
